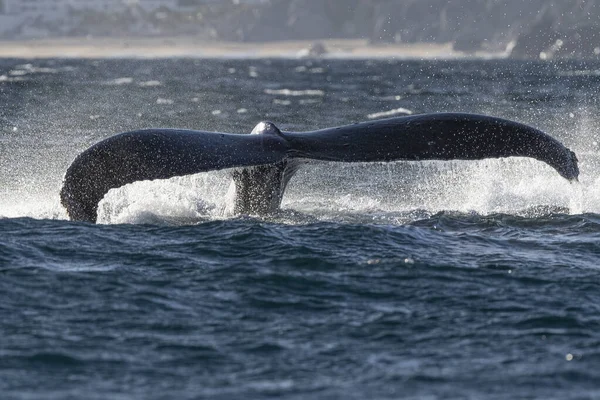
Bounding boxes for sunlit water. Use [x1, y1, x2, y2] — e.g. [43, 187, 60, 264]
[2, 58, 600, 399]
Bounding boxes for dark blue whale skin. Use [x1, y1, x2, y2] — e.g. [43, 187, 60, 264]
[60, 113, 579, 223]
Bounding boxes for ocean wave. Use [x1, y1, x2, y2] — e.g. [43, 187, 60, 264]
[367, 107, 413, 119]
[264, 88, 325, 96]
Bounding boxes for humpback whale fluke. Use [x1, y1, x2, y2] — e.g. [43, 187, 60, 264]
[60, 113, 579, 223]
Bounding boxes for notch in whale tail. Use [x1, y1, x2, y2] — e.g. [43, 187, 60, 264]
[61, 113, 579, 223]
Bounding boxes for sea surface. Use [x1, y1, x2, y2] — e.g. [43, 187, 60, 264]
[1, 57, 600, 399]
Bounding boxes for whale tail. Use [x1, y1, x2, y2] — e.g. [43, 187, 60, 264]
[61, 113, 579, 223]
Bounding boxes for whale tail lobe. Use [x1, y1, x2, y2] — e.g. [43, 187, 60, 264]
[284, 113, 579, 181]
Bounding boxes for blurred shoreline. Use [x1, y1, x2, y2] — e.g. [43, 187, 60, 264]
[0, 37, 490, 60]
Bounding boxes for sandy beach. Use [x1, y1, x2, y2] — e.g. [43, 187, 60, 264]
[0, 37, 466, 59]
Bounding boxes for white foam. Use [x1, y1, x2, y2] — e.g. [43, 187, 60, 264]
[0, 194, 67, 220]
[104, 77, 134, 85]
[0, 74, 27, 82]
[1, 150, 597, 225]
[264, 89, 325, 97]
[367, 108, 413, 119]
[96, 171, 232, 225]
[138, 80, 162, 87]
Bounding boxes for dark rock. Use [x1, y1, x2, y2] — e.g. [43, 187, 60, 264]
[297, 41, 328, 58]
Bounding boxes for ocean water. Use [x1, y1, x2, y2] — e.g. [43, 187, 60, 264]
[1, 57, 600, 399]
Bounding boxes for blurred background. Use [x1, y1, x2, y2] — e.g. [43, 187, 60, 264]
[1, 0, 600, 59]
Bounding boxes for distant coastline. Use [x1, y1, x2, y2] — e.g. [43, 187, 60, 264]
[0, 37, 496, 60]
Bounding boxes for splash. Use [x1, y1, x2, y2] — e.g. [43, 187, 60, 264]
[284, 158, 581, 218]
[81, 156, 592, 226]
[1, 154, 594, 225]
[96, 170, 233, 225]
